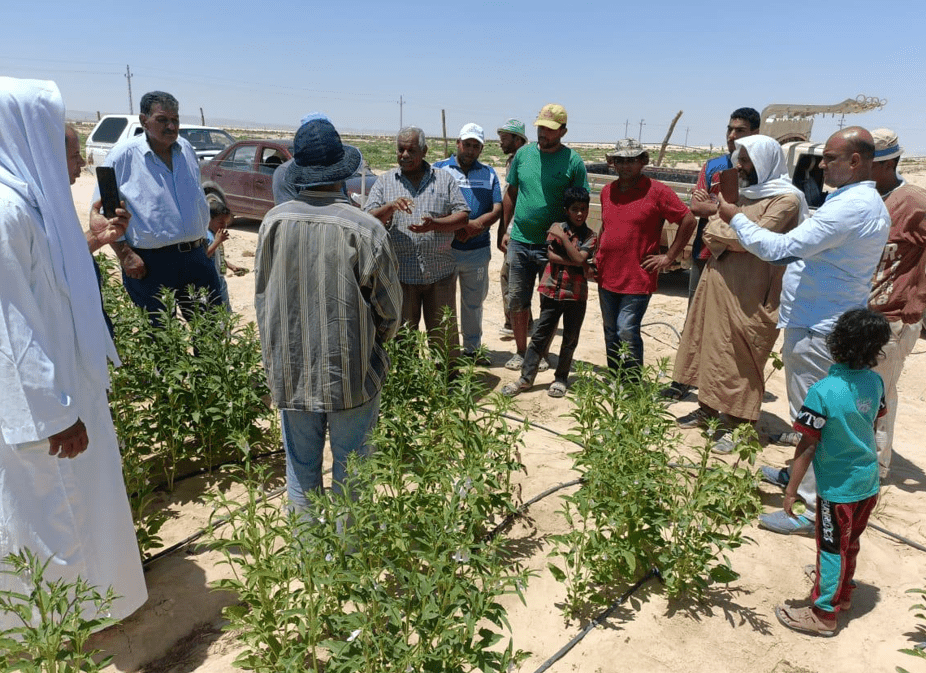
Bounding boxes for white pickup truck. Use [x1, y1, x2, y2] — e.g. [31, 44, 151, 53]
[84, 114, 236, 166]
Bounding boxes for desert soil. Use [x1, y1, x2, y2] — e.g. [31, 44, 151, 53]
[67, 163, 926, 673]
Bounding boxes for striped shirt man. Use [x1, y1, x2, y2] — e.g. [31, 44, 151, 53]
[255, 191, 401, 412]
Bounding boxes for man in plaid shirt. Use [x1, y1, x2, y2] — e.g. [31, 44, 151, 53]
[365, 126, 469, 357]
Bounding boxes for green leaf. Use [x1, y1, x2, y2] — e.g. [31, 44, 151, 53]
[547, 563, 566, 583]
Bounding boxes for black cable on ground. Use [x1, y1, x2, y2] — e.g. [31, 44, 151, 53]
[869, 522, 926, 553]
[640, 320, 682, 346]
[530, 567, 661, 673]
[484, 479, 583, 542]
[501, 412, 581, 447]
[158, 448, 286, 490]
[141, 486, 286, 568]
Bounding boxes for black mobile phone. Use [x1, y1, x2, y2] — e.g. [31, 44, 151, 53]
[96, 166, 120, 218]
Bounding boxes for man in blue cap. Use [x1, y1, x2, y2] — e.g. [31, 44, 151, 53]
[255, 117, 402, 515]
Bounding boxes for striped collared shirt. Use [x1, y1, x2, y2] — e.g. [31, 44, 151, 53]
[255, 191, 401, 412]
[363, 164, 469, 284]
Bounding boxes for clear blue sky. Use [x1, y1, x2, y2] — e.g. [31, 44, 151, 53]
[4, 0, 925, 153]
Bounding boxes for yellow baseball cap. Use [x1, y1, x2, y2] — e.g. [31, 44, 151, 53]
[534, 104, 567, 130]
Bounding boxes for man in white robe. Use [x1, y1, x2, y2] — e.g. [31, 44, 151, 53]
[0, 77, 147, 629]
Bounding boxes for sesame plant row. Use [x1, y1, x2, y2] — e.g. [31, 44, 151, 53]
[97, 255, 278, 556]
[0, 549, 117, 673]
[897, 586, 926, 672]
[548, 362, 762, 618]
[206, 325, 531, 672]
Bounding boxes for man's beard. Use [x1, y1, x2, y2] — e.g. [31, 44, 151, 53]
[739, 169, 759, 189]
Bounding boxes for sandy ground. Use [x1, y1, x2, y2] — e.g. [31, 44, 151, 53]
[68, 165, 926, 673]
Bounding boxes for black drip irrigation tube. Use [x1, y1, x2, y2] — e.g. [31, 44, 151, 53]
[530, 567, 661, 673]
[141, 485, 286, 568]
[161, 448, 286, 490]
[868, 522, 926, 553]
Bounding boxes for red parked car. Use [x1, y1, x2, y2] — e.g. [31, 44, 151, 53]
[200, 139, 377, 219]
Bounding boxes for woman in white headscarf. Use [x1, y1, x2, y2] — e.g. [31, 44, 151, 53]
[672, 135, 808, 452]
[0, 78, 147, 629]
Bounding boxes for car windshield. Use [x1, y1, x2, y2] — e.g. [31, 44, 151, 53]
[180, 129, 235, 152]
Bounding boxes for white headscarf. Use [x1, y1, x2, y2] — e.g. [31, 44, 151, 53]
[732, 135, 810, 221]
[0, 77, 117, 391]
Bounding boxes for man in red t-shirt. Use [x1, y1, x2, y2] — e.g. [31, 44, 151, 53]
[595, 139, 696, 375]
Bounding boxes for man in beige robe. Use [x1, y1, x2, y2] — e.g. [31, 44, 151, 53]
[672, 135, 808, 453]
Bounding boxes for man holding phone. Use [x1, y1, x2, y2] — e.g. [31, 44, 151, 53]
[102, 90, 223, 320]
[660, 107, 760, 400]
[66, 124, 129, 254]
[672, 135, 807, 452]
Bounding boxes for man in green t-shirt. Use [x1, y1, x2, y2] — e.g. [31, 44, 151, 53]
[497, 104, 589, 370]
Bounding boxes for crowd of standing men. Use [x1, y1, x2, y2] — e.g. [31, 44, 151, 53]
[1, 72, 924, 642]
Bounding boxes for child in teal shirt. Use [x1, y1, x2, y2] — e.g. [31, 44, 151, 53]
[776, 307, 891, 637]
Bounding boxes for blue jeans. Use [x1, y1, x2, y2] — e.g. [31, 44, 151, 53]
[506, 239, 548, 313]
[280, 391, 381, 514]
[598, 288, 651, 372]
[452, 245, 491, 353]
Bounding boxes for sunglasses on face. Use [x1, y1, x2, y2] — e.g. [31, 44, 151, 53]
[607, 156, 642, 165]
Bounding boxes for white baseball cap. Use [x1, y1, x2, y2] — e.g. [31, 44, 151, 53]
[458, 123, 485, 144]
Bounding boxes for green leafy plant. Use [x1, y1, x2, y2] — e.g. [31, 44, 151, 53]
[0, 549, 117, 673]
[205, 324, 530, 672]
[96, 255, 278, 555]
[897, 586, 926, 672]
[765, 348, 784, 385]
[548, 361, 762, 618]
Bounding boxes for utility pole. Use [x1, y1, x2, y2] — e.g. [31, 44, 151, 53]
[685, 127, 690, 148]
[624, 119, 630, 137]
[200, 107, 205, 125]
[125, 65, 133, 114]
[441, 109, 449, 158]
[638, 119, 645, 142]
[399, 95, 404, 130]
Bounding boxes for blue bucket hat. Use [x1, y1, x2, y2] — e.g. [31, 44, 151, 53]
[285, 117, 361, 190]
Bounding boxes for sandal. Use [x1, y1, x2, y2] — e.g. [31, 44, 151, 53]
[501, 379, 530, 397]
[803, 565, 854, 610]
[775, 605, 836, 637]
[547, 381, 567, 398]
[659, 381, 692, 401]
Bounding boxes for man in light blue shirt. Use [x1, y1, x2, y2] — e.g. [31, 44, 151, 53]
[718, 127, 890, 535]
[105, 91, 223, 320]
[433, 123, 502, 361]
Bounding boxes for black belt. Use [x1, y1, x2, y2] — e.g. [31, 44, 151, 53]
[137, 239, 205, 253]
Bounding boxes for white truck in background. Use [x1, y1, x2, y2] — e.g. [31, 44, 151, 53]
[84, 114, 236, 166]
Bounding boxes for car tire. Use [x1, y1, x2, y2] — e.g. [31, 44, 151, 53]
[203, 188, 228, 209]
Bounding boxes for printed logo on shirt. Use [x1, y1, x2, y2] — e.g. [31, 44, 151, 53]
[796, 406, 826, 430]
[457, 178, 491, 190]
[856, 397, 874, 415]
